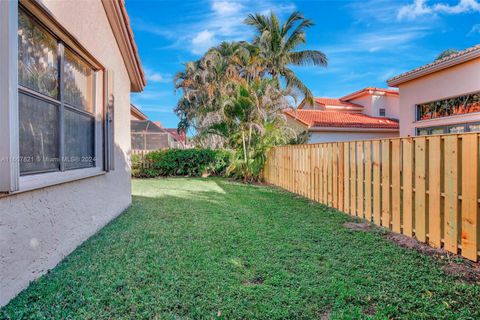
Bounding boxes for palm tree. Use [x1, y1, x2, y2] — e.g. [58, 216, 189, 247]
[244, 11, 327, 103]
[435, 49, 459, 61]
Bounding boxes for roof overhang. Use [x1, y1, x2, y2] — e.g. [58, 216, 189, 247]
[309, 127, 399, 133]
[285, 111, 311, 127]
[102, 0, 146, 92]
[340, 87, 399, 100]
[387, 45, 480, 87]
[130, 104, 148, 120]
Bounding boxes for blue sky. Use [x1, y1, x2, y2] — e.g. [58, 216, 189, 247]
[127, 0, 480, 129]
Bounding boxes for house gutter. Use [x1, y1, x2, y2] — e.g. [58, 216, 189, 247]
[102, 0, 146, 92]
[387, 47, 480, 87]
[308, 127, 399, 133]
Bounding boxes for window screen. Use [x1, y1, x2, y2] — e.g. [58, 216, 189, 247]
[18, 8, 97, 176]
[64, 108, 95, 170]
[19, 93, 60, 174]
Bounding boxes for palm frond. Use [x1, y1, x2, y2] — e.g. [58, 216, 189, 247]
[284, 19, 314, 51]
[282, 68, 314, 103]
[289, 50, 327, 66]
[281, 11, 304, 36]
[244, 13, 269, 34]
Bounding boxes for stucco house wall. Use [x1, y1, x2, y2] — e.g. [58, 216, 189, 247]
[309, 130, 399, 143]
[0, 0, 139, 306]
[349, 94, 400, 119]
[395, 57, 480, 136]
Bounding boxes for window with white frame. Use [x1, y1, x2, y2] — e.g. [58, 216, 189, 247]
[18, 8, 96, 175]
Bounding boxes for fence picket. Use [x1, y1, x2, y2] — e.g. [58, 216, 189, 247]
[428, 136, 442, 248]
[402, 139, 414, 237]
[391, 140, 401, 233]
[415, 137, 427, 242]
[350, 142, 357, 216]
[381, 140, 391, 227]
[444, 135, 459, 253]
[364, 141, 373, 222]
[333, 143, 339, 208]
[357, 142, 364, 218]
[462, 134, 479, 261]
[373, 141, 381, 225]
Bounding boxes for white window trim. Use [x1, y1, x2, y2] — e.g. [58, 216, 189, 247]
[0, 1, 108, 195]
[0, 0, 20, 193]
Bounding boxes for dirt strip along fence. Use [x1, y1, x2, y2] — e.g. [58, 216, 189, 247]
[264, 133, 480, 261]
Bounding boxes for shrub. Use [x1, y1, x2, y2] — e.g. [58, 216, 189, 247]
[132, 149, 231, 178]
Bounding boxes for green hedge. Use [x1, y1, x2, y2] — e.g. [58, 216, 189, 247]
[132, 149, 231, 178]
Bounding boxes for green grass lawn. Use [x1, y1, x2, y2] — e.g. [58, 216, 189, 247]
[2, 178, 480, 319]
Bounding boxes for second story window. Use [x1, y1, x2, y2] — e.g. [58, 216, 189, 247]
[379, 108, 386, 117]
[416, 91, 480, 121]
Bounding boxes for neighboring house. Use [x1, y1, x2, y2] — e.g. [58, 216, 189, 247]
[131, 120, 171, 150]
[286, 88, 399, 143]
[387, 45, 480, 136]
[130, 104, 187, 150]
[131, 103, 148, 121]
[0, 0, 145, 306]
[164, 128, 188, 149]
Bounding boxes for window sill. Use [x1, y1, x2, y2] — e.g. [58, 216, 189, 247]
[0, 167, 105, 197]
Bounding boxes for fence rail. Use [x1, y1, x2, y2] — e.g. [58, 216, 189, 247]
[264, 133, 480, 262]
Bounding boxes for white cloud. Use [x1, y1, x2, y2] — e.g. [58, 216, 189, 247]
[322, 26, 429, 55]
[212, 1, 244, 15]
[469, 23, 480, 35]
[397, 0, 433, 20]
[145, 69, 173, 83]
[398, 0, 480, 20]
[133, 0, 295, 55]
[191, 30, 217, 54]
[434, 0, 480, 14]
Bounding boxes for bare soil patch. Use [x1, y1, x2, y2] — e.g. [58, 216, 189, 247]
[343, 222, 372, 231]
[386, 232, 480, 283]
[442, 263, 480, 284]
[386, 233, 446, 257]
[319, 306, 331, 320]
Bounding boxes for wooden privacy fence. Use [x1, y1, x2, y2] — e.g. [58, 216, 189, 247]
[131, 150, 153, 169]
[264, 133, 480, 262]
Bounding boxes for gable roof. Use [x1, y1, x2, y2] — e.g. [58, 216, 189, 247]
[387, 45, 480, 87]
[314, 98, 364, 109]
[285, 110, 399, 130]
[102, 0, 146, 92]
[340, 87, 398, 101]
[299, 97, 364, 111]
[130, 104, 148, 120]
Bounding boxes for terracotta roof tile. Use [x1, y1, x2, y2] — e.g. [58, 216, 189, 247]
[285, 110, 399, 129]
[314, 98, 363, 109]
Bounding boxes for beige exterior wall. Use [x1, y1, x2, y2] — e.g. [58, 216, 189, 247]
[397, 58, 480, 136]
[309, 130, 399, 143]
[0, 0, 133, 306]
[349, 94, 400, 119]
